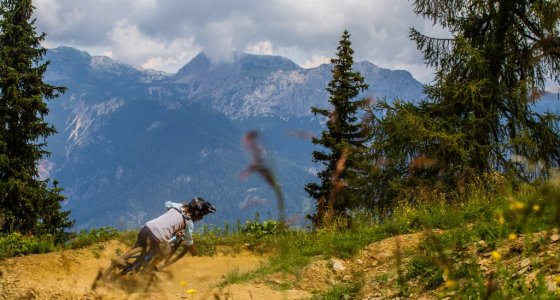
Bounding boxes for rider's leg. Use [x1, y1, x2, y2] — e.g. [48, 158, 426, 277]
[144, 241, 172, 271]
[124, 226, 159, 272]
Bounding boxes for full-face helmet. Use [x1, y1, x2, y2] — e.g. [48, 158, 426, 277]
[188, 197, 216, 221]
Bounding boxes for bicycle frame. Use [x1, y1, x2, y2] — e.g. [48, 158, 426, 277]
[103, 232, 191, 279]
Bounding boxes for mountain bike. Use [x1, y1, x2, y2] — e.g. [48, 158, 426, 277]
[102, 232, 192, 280]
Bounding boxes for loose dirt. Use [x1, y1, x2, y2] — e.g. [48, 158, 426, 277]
[0, 233, 427, 300]
[4, 231, 557, 299]
[0, 240, 310, 299]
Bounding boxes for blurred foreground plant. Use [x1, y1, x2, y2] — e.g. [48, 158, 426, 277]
[241, 131, 286, 225]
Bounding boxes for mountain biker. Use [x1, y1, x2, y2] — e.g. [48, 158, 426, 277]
[132, 197, 216, 266]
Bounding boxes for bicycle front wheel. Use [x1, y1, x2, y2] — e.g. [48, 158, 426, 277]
[157, 244, 190, 270]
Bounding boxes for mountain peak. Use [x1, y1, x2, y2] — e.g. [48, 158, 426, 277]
[173, 52, 301, 81]
[47, 46, 91, 65]
[175, 52, 212, 77]
[236, 52, 302, 76]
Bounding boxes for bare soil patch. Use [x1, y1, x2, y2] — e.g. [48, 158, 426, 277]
[0, 240, 294, 299]
[0, 233, 426, 300]
[3, 231, 558, 299]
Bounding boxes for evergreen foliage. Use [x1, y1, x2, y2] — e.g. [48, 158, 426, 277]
[364, 0, 560, 207]
[305, 30, 369, 225]
[0, 0, 73, 241]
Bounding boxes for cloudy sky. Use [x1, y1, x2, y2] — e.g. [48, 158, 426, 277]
[34, 0, 446, 83]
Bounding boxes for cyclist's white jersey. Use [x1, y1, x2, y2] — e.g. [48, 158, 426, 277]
[146, 207, 194, 245]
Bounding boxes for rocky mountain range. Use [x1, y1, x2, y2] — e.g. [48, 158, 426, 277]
[42, 46, 557, 229]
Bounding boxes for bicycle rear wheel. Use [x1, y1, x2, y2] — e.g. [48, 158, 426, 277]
[103, 246, 145, 280]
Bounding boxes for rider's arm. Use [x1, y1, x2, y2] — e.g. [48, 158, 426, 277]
[184, 221, 197, 255]
[184, 220, 194, 246]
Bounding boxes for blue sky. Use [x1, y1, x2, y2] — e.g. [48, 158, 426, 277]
[34, 0, 450, 83]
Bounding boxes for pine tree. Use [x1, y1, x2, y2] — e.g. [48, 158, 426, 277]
[366, 0, 560, 206]
[305, 30, 369, 225]
[0, 0, 73, 241]
[410, 0, 560, 179]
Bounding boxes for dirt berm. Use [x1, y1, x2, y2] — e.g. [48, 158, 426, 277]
[2, 231, 559, 299]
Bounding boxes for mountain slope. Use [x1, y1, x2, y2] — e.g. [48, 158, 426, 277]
[41, 47, 424, 228]
[42, 47, 560, 229]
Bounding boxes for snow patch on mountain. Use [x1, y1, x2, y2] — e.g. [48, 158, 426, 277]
[65, 97, 125, 155]
[114, 166, 124, 181]
[172, 175, 192, 186]
[240, 70, 310, 118]
[161, 100, 182, 110]
[239, 196, 267, 209]
[234, 67, 333, 119]
[146, 121, 160, 132]
[200, 148, 210, 158]
[134, 65, 172, 83]
[90, 56, 122, 70]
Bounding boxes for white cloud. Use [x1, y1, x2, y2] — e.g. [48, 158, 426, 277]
[246, 41, 274, 55]
[38, 160, 55, 180]
[107, 20, 200, 72]
[102, 50, 114, 58]
[302, 55, 331, 68]
[34, 0, 441, 82]
[196, 12, 256, 63]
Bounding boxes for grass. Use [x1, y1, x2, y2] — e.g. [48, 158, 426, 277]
[2, 176, 559, 299]
[398, 177, 560, 299]
[64, 227, 121, 249]
[309, 282, 362, 300]
[226, 222, 391, 282]
[0, 226, 128, 259]
[213, 176, 560, 298]
[221, 267, 254, 285]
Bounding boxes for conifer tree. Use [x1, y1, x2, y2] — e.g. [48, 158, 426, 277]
[305, 30, 369, 225]
[414, 0, 560, 177]
[0, 0, 73, 241]
[367, 0, 560, 205]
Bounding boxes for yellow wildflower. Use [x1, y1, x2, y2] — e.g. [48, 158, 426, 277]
[498, 215, 505, 225]
[533, 204, 541, 212]
[180, 280, 188, 287]
[445, 279, 457, 289]
[491, 251, 501, 261]
[510, 200, 525, 211]
[185, 289, 196, 294]
[508, 233, 517, 240]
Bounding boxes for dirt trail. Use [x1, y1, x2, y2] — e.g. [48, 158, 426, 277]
[0, 232, 448, 300]
[0, 233, 427, 300]
[0, 240, 311, 299]
[2, 230, 558, 300]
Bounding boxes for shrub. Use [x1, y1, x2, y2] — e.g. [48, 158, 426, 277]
[406, 256, 444, 289]
[0, 233, 56, 259]
[240, 219, 282, 236]
[65, 227, 120, 249]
